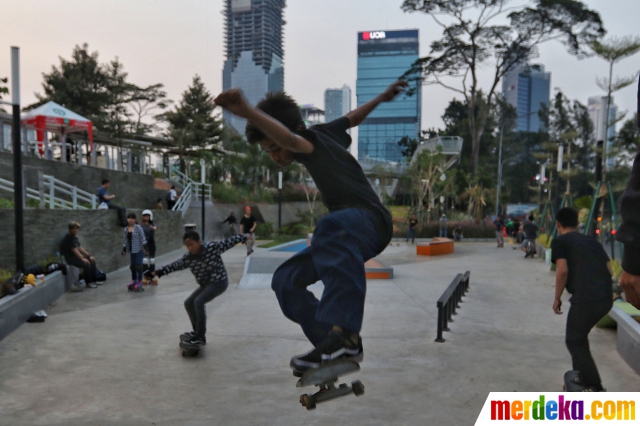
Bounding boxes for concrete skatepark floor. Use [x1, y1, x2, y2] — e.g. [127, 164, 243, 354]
[0, 240, 638, 425]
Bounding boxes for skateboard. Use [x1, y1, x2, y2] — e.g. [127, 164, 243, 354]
[563, 370, 585, 392]
[296, 359, 364, 410]
[179, 339, 202, 357]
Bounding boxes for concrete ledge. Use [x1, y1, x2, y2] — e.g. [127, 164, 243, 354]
[609, 304, 640, 375]
[364, 259, 393, 279]
[0, 271, 65, 341]
[417, 238, 455, 256]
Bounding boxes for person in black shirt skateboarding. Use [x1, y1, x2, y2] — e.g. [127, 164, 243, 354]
[521, 215, 539, 257]
[551, 207, 613, 392]
[239, 206, 257, 255]
[215, 80, 403, 376]
[147, 231, 247, 347]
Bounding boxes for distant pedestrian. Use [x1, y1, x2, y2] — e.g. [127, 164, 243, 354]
[406, 213, 418, 244]
[454, 225, 464, 241]
[239, 206, 257, 255]
[121, 212, 148, 292]
[494, 215, 505, 247]
[222, 212, 237, 235]
[141, 210, 158, 285]
[439, 214, 448, 238]
[167, 185, 178, 210]
[97, 179, 127, 226]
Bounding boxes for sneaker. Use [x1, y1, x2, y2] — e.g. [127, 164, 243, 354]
[86, 282, 97, 289]
[290, 330, 363, 372]
[95, 281, 104, 286]
[184, 336, 206, 346]
[180, 331, 196, 341]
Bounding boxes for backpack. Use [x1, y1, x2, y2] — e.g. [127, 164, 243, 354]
[165, 190, 172, 201]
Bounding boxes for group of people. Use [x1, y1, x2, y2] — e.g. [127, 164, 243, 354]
[55, 77, 640, 391]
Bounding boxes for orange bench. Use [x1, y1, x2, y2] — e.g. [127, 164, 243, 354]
[417, 238, 454, 256]
[306, 238, 393, 279]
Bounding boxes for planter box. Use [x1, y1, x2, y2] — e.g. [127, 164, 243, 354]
[0, 271, 66, 341]
[609, 304, 640, 375]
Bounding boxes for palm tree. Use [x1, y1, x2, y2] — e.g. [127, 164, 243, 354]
[459, 185, 492, 223]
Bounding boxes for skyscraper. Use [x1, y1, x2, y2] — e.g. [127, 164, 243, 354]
[222, 0, 285, 134]
[502, 63, 551, 132]
[324, 85, 351, 123]
[356, 29, 421, 163]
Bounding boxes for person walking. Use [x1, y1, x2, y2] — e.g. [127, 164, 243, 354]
[147, 231, 247, 347]
[239, 206, 257, 256]
[121, 212, 148, 292]
[97, 179, 127, 226]
[215, 80, 403, 375]
[167, 185, 178, 210]
[406, 213, 418, 244]
[551, 207, 613, 392]
[222, 212, 238, 235]
[439, 214, 448, 238]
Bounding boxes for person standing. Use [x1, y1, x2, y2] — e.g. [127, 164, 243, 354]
[60, 221, 101, 290]
[222, 212, 238, 235]
[406, 213, 418, 244]
[616, 75, 640, 309]
[439, 214, 448, 238]
[239, 206, 257, 256]
[551, 207, 613, 392]
[121, 212, 148, 292]
[140, 210, 158, 285]
[97, 179, 127, 226]
[167, 185, 178, 210]
[494, 215, 505, 247]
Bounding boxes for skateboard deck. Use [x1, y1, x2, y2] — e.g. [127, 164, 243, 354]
[563, 370, 585, 392]
[296, 359, 364, 410]
[179, 340, 202, 357]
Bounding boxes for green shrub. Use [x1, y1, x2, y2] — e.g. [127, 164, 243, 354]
[0, 270, 13, 282]
[212, 184, 276, 204]
[255, 222, 274, 239]
[279, 222, 311, 237]
[537, 234, 553, 249]
[394, 222, 495, 238]
[0, 198, 14, 209]
[610, 260, 623, 280]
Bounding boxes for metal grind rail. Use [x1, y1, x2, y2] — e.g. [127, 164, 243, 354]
[435, 271, 470, 343]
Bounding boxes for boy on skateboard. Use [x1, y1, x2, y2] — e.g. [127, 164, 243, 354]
[146, 231, 247, 347]
[551, 207, 613, 392]
[215, 80, 405, 375]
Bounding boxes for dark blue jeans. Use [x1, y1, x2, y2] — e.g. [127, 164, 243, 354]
[184, 279, 228, 338]
[130, 251, 144, 281]
[406, 227, 416, 243]
[271, 208, 387, 346]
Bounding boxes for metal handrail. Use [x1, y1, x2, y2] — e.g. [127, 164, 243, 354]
[435, 271, 470, 343]
[171, 182, 193, 218]
[169, 167, 212, 200]
[0, 175, 97, 210]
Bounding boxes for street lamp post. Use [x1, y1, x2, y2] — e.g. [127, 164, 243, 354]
[10, 47, 24, 272]
[495, 123, 505, 217]
[278, 171, 282, 231]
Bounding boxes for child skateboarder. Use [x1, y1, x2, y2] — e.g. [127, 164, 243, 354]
[146, 231, 247, 347]
[214, 80, 405, 375]
[551, 207, 613, 392]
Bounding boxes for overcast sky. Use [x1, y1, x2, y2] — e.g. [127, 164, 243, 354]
[1, 0, 638, 133]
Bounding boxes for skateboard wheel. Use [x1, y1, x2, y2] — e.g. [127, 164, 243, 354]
[300, 394, 316, 410]
[182, 351, 186, 356]
[352, 380, 364, 396]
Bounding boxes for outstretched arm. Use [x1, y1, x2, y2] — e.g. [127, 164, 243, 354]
[214, 90, 313, 154]
[216, 234, 248, 253]
[345, 80, 408, 128]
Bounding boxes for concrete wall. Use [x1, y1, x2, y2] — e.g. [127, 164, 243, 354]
[184, 201, 324, 241]
[610, 305, 640, 375]
[0, 209, 184, 273]
[0, 151, 162, 210]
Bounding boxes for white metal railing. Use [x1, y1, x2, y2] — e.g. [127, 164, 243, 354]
[171, 182, 193, 218]
[0, 174, 97, 210]
[169, 167, 212, 200]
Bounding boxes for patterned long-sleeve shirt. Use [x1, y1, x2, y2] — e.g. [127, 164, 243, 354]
[157, 234, 247, 284]
[122, 224, 147, 254]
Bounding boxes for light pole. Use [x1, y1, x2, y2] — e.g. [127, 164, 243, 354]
[495, 122, 505, 217]
[278, 171, 282, 231]
[9, 47, 24, 272]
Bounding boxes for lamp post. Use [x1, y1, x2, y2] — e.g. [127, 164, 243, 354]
[10, 47, 24, 272]
[278, 171, 282, 231]
[495, 122, 505, 217]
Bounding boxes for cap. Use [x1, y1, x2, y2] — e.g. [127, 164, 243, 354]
[68, 221, 81, 229]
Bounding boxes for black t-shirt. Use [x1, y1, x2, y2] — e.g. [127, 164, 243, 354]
[523, 222, 538, 240]
[240, 215, 256, 234]
[409, 219, 418, 229]
[494, 219, 504, 232]
[295, 117, 392, 243]
[551, 232, 612, 303]
[141, 222, 156, 245]
[60, 233, 80, 261]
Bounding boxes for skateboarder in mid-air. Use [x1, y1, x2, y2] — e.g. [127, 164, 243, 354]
[215, 80, 405, 375]
[551, 207, 613, 392]
[146, 231, 247, 347]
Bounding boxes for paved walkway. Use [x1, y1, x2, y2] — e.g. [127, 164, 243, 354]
[0, 240, 638, 425]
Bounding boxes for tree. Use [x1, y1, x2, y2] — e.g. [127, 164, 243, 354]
[459, 185, 492, 222]
[401, 0, 604, 177]
[590, 36, 640, 177]
[129, 84, 172, 135]
[160, 75, 223, 174]
[409, 146, 452, 223]
[0, 77, 7, 112]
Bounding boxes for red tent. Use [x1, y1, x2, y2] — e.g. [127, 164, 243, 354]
[22, 101, 93, 158]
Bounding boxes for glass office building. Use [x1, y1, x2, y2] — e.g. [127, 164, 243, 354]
[324, 85, 351, 123]
[502, 63, 551, 132]
[356, 29, 421, 163]
[222, 0, 285, 134]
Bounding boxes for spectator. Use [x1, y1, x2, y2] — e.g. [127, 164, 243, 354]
[454, 225, 464, 241]
[222, 212, 237, 235]
[494, 215, 505, 248]
[154, 198, 164, 210]
[97, 179, 127, 226]
[239, 206, 257, 256]
[406, 213, 418, 244]
[167, 185, 178, 210]
[60, 221, 101, 290]
[140, 210, 158, 285]
[121, 212, 148, 292]
[616, 75, 640, 309]
[439, 214, 448, 238]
